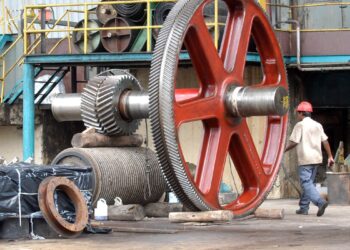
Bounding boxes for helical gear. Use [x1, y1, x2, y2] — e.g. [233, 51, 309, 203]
[81, 70, 142, 135]
[81, 76, 106, 133]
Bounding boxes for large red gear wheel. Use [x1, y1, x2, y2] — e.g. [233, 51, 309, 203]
[150, 0, 288, 217]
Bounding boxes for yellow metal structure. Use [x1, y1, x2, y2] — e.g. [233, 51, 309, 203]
[0, 0, 21, 34]
[1, 0, 350, 102]
[21, 0, 350, 56]
[22, 0, 223, 54]
[258, 0, 267, 10]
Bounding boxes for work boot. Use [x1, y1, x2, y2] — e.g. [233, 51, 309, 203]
[296, 209, 308, 215]
[317, 202, 328, 217]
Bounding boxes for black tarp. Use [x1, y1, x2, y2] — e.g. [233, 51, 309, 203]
[0, 162, 93, 221]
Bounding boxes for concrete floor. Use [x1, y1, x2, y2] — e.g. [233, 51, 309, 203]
[1, 199, 350, 250]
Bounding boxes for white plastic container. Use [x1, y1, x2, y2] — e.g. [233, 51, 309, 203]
[94, 198, 108, 221]
[168, 192, 179, 203]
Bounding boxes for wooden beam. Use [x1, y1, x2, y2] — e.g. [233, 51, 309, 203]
[169, 210, 233, 223]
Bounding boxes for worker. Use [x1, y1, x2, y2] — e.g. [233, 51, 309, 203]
[285, 101, 334, 217]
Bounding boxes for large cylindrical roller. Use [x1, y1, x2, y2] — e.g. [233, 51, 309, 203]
[152, 3, 175, 39]
[73, 19, 105, 53]
[100, 17, 138, 53]
[96, 4, 118, 24]
[112, 1, 146, 24]
[52, 147, 166, 205]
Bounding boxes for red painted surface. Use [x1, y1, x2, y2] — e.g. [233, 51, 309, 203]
[175, 89, 199, 102]
[173, 0, 288, 215]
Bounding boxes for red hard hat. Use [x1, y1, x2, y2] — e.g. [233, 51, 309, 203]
[296, 101, 313, 112]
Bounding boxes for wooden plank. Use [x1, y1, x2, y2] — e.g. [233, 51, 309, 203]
[71, 133, 143, 148]
[108, 205, 145, 221]
[110, 227, 178, 234]
[254, 208, 285, 219]
[144, 202, 183, 218]
[169, 210, 233, 223]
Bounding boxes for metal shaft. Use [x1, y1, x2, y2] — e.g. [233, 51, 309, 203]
[119, 90, 149, 120]
[225, 85, 289, 117]
[51, 93, 82, 122]
[51, 86, 288, 122]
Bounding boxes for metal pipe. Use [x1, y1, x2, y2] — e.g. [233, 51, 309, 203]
[51, 93, 82, 122]
[23, 64, 35, 161]
[27, 17, 78, 28]
[276, 19, 301, 70]
[26, 0, 177, 9]
[40, 7, 46, 53]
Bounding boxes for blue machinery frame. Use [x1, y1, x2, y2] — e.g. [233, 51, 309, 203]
[22, 52, 350, 160]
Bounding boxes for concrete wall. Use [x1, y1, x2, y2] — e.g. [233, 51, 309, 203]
[0, 103, 84, 164]
[0, 125, 43, 163]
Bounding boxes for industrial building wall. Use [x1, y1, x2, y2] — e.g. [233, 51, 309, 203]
[0, 125, 43, 162]
[2, 0, 86, 37]
[293, 0, 350, 29]
[2, 35, 23, 97]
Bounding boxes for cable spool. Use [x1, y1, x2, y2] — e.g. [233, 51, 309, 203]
[96, 4, 118, 24]
[112, 1, 146, 24]
[152, 3, 175, 40]
[203, 1, 228, 17]
[100, 17, 139, 53]
[52, 147, 166, 206]
[73, 19, 105, 53]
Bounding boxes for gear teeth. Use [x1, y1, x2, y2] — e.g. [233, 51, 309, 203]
[149, 0, 210, 212]
[81, 77, 105, 132]
[96, 75, 141, 135]
[81, 71, 142, 136]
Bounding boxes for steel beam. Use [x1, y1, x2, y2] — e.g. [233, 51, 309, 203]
[24, 52, 262, 67]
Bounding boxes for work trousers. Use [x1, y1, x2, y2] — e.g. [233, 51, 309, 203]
[298, 165, 326, 211]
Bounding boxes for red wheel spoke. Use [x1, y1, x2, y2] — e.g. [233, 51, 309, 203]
[220, 4, 255, 80]
[195, 125, 232, 205]
[250, 12, 287, 86]
[185, 8, 227, 86]
[229, 121, 268, 191]
[262, 116, 286, 166]
[174, 97, 219, 127]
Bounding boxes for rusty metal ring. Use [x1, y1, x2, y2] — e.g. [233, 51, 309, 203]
[38, 176, 89, 238]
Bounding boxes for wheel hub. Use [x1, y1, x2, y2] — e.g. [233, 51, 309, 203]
[224, 85, 288, 118]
